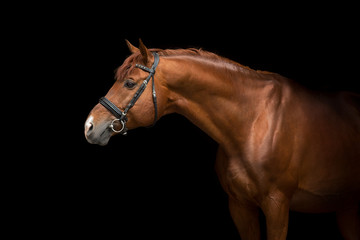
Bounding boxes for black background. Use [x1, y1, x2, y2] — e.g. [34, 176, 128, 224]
[12, 3, 359, 239]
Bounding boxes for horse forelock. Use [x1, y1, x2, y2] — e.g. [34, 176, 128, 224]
[114, 53, 140, 81]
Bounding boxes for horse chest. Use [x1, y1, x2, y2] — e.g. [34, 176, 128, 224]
[215, 153, 262, 202]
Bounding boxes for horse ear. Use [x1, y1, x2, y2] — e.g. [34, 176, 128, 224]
[125, 39, 139, 53]
[138, 38, 152, 65]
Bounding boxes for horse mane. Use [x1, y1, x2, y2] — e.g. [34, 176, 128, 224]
[155, 48, 256, 72]
[115, 48, 277, 81]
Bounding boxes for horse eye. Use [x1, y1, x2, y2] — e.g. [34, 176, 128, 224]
[124, 79, 136, 89]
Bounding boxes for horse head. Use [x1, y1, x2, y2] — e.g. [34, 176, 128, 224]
[84, 39, 165, 145]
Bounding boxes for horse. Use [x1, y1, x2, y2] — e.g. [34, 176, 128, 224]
[85, 39, 360, 240]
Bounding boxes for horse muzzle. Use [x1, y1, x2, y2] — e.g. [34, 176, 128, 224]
[84, 116, 112, 146]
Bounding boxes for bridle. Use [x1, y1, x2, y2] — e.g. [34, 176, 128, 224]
[99, 52, 160, 135]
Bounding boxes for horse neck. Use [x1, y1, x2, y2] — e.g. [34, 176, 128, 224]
[159, 55, 281, 153]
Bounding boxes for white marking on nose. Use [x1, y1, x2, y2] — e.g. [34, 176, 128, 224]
[85, 115, 94, 135]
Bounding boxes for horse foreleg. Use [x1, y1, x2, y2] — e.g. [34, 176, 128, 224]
[261, 191, 290, 240]
[229, 197, 261, 240]
[336, 204, 360, 240]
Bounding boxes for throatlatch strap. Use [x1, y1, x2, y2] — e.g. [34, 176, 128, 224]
[151, 74, 158, 126]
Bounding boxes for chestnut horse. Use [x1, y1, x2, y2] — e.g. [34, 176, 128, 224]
[85, 40, 360, 240]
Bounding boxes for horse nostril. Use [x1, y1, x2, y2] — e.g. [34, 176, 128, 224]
[85, 122, 93, 136]
[85, 116, 94, 137]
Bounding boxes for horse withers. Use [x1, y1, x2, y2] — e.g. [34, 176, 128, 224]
[85, 40, 360, 240]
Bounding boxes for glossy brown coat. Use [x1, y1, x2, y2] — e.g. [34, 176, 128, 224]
[85, 41, 360, 240]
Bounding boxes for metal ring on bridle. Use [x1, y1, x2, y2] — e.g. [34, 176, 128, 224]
[110, 119, 125, 133]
